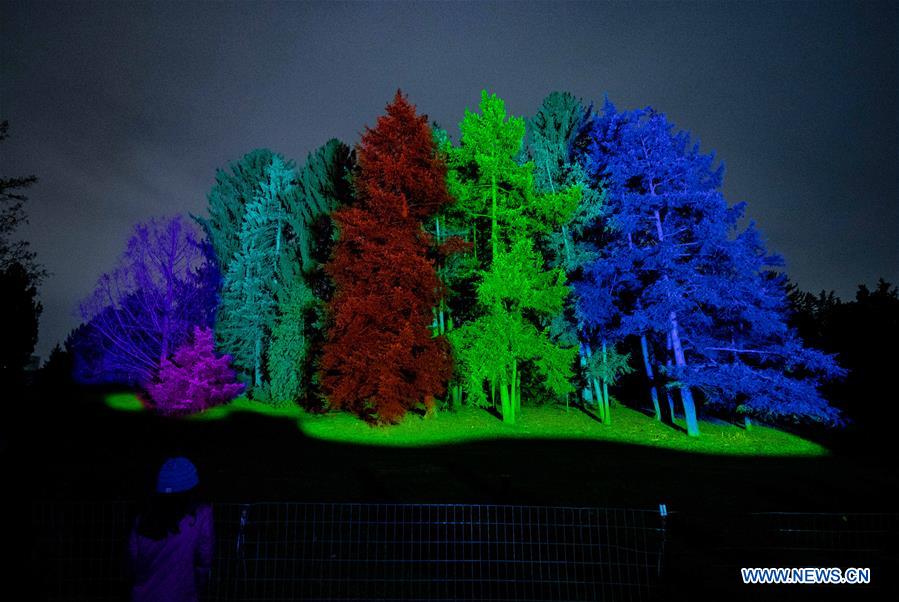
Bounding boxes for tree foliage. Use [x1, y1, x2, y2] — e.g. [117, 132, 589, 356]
[320, 91, 453, 423]
[77, 215, 217, 386]
[195, 148, 280, 271]
[216, 156, 293, 394]
[446, 91, 578, 423]
[0, 121, 44, 387]
[577, 102, 843, 430]
[147, 326, 244, 414]
[267, 279, 315, 405]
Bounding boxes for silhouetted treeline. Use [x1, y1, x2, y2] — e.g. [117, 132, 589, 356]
[788, 278, 899, 454]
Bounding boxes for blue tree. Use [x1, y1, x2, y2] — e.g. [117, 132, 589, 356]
[578, 102, 843, 435]
[76, 216, 218, 386]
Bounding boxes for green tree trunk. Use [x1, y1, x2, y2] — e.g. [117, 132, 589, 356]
[500, 374, 514, 424]
[490, 175, 498, 260]
[601, 340, 611, 424]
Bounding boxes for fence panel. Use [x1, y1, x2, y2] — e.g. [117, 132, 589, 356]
[32, 501, 666, 601]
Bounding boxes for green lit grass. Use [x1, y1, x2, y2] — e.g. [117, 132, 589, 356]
[104, 392, 827, 457]
[185, 396, 305, 421]
[104, 392, 146, 412]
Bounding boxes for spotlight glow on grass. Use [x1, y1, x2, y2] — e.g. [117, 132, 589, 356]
[104, 392, 146, 412]
[104, 392, 828, 457]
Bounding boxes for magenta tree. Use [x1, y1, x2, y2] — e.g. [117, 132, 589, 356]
[147, 326, 244, 414]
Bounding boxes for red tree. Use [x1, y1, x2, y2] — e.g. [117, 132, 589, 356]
[320, 91, 453, 423]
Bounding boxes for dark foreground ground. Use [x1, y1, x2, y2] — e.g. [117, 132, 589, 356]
[10, 387, 899, 600]
[8, 387, 896, 511]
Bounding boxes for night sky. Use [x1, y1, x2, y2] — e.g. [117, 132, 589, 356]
[2, 0, 896, 358]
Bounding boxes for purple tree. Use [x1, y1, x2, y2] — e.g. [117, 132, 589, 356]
[77, 215, 219, 386]
[147, 326, 244, 414]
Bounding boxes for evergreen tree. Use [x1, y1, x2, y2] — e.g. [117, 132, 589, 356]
[216, 156, 293, 395]
[579, 102, 843, 434]
[285, 139, 355, 274]
[527, 92, 623, 419]
[0, 121, 45, 389]
[195, 148, 281, 271]
[272, 140, 353, 406]
[0, 262, 42, 388]
[446, 91, 578, 423]
[147, 326, 244, 414]
[320, 91, 453, 423]
[267, 278, 314, 405]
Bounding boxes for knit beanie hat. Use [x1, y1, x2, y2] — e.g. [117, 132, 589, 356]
[156, 457, 199, 494]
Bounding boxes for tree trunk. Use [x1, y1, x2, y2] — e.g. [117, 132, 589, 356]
[601, 340, 611, 424]
[669, 312, 699, 436]
[500, 374, 513, 424]
[640, 335, 662, 421]
[579, 342, 593, 404]
[491, 175, 498, 260]
[254, 336, 262, 390]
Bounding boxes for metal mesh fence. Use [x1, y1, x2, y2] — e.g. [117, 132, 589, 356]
[32, 501, 897, 600]
[32, 502, 665, 601]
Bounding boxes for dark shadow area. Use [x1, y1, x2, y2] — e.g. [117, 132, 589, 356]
[14, 384, 899, 600]
[12, 385, 896, 511]
[575, 402, 604, 424]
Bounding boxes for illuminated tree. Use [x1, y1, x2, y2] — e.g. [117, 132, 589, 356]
[77, 215, 217, 386]
[527, 92, 627, 420]
[579, 102, 843, 434]
[195, 148, 280, 271]
[320, 91, 453, 423]
[267, 277, 315, 405]
[285, 139, 355, 274]
[216, 156, 293, 395]
[147, 326, 244, 414]
[446, 91, 578, 423]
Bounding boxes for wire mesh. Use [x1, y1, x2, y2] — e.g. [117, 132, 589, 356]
[32, 501, 666, 601]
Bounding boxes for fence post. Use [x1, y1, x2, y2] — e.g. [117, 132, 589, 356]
[658, 503, 668, 577]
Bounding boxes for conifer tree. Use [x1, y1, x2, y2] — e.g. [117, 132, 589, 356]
[217, 156, 293, 395]
[320, 91, 453, 423]
[270, 140, 353, 406]
[285, 139, 355, 274]
[267, 277, 314, 405]
[446, 91, 578, 424]
[527, 92, 626, 420]
[579, 102, 843, 434]
[147, 326, 244, 414]
[196, 148, 281, 271]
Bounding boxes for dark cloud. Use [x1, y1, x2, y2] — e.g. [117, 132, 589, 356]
[2, 0, 896, 357]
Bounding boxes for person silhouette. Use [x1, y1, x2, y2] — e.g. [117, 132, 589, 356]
[128, 457, 214, 601]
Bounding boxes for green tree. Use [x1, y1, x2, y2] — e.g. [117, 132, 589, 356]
[267, 278, 315, 405]
[446, 91, 579, 423]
